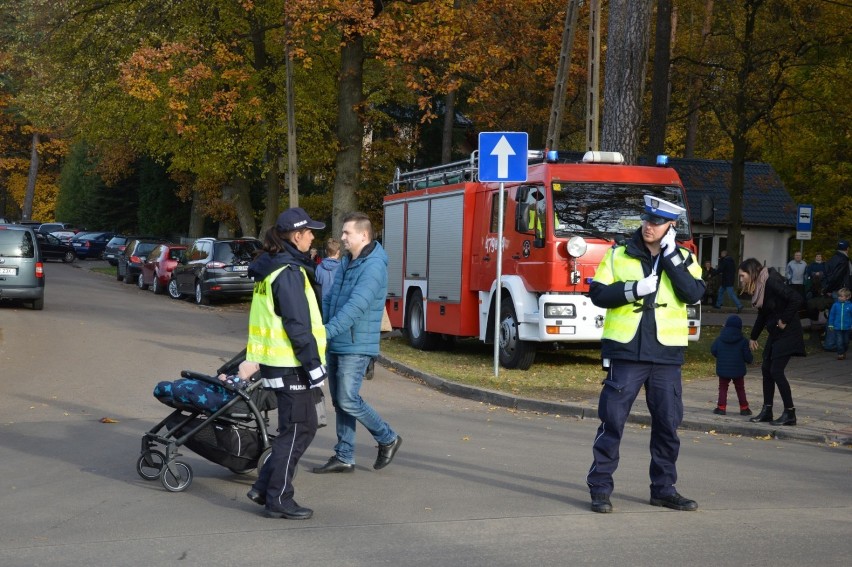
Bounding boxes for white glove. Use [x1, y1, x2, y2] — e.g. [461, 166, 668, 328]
[661, 226, 677, 256]
[635, 274, 659, 297]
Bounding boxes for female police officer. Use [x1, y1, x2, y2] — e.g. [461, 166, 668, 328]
[245, 207, 327, 520]
[586, 195, 705, 513]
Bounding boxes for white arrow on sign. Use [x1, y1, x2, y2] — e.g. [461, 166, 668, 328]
[490, 135, 516, 179]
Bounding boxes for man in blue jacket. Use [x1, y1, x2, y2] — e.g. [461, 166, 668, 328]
[313, 212, 402, 474]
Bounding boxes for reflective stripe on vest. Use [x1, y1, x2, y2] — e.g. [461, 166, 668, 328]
[246, 265, 327, 367]
[594, 246, 700, 346]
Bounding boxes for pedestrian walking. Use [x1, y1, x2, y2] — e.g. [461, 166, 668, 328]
[586, 195, 705, 514]
[313, 212, 402, 474]
[245, 207, 328, 520]
[710, 315, 753, 416]
[715, 250, 743, 312]
[738, 258, 805, 427]
[823, 240, 851, 298]
[827, 288, 852, 360]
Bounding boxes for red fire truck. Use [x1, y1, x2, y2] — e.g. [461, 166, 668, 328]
[383, 150, 701, 369]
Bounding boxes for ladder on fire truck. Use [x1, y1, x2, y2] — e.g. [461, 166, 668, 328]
[388, 150, 591, 195]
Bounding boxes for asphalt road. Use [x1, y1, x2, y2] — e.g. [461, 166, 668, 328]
[1, 262, 850, 566]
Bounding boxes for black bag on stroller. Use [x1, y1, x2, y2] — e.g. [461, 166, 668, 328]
[137, 349, 276, 492]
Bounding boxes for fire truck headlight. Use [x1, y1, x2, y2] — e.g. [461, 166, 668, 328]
[686, 304, 699, 319]
[545, 304, 575, 318]
[567, 236, 587, 257]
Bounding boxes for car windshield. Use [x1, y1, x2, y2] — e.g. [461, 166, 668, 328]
[135, 242, 160, 256]
[214, 241, 259, 264]
[551, 182, 691, 239]
[0, 229, 35, 258]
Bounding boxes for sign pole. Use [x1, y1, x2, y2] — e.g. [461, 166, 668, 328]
[494, 181, 505, 377]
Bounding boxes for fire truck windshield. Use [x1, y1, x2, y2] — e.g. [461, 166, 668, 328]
[551, 183, 691, 240]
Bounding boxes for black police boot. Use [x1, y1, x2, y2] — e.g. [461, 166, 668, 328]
[749, 405, 773, 423]
[770, 408, 796, 426]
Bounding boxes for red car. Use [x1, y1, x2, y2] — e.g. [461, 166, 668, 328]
[139, 244, 187, 294]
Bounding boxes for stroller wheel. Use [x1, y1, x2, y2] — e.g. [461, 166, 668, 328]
[228, 467, 255, 475]
[136, 450, 165, 481]
[161, 461, 193, 492]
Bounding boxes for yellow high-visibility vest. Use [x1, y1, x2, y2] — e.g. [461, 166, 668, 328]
[594, 246, 700, 346]
[246, 265, 326, 367]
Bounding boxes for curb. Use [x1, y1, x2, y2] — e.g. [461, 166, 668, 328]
[377, 355, 849, 446]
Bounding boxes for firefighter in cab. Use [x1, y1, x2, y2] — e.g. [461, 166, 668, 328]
[585, 195, 705, 514]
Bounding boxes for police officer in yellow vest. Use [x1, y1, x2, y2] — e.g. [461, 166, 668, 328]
[586, 195, 705, 514]
[245, 207, 327, 520]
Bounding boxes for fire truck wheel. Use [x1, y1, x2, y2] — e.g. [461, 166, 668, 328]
[404, 289, 440, 351]
[499, 297, 536, 370]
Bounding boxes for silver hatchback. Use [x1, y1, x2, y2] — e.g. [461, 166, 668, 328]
[0, 224, 45, 310]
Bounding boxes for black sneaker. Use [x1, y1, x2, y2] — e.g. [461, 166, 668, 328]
[590, 493, 613, 513]
[713, 407, 726, 415]
[740, 408, 753, 416]
[650, 492, 698, 511]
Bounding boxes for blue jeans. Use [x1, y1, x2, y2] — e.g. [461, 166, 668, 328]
[327, 353, 396, 464]
[835, 329, 850, 355]
[715, 285, 742, 309]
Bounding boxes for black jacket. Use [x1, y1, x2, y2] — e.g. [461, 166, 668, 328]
[590, 229, 705, 365]
[823, 251, 851, 295]
[750, 268, 806, 359]
[248, 242, 324, 378]
[711, 326, 753, 379]
[717, 255, 737, 286]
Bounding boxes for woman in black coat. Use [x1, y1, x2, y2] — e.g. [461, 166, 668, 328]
[738, 258, 806, 426]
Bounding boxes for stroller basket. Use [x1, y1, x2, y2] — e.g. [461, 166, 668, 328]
[137, 353, 276, 492]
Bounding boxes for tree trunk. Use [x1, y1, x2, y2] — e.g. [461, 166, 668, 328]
[331, 34, 365, 237]
[188, 188, 205, 239]
[600, 0, 653, 164]
[231, 176, 256, 237]
[646, 0, 673, 161]
[22, 132, 39, 222]
[684, 0, 714, 158]
[262, 149, 281, 237]
[727, 137, 747, 265]
[441, 90, 455, 164]
[285, 42, 299, 207]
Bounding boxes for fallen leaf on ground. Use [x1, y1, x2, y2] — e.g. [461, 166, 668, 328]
[99, 417, 119, 424]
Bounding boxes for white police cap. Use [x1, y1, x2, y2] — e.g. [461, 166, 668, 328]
[641, 195, 685, 225]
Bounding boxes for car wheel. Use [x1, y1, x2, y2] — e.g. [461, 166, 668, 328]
[31, 297, 44, 310]
[404, 288, 440, 350]
[124, 271, 135, 284]
[137, 273, 148, 290]
[195, 281, 210, 305]
[151, 274, 162, 294]
[62, 251, 76, 263]
[168, 278, 184, 300]
[116, 266, 124, 281]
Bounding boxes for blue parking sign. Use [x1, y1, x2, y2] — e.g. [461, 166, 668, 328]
[478, 132, 528, 182]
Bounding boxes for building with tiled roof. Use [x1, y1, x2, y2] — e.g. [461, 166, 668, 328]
[668, 157, 798, 270]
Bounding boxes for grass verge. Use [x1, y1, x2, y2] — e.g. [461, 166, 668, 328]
[381, 326, 730, 403]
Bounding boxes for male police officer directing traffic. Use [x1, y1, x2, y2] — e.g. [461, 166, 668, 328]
[586, 195, 705, 513]
[245, 207, 327, 520]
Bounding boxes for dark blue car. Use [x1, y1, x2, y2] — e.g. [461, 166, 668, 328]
[71, 231, 114, 260]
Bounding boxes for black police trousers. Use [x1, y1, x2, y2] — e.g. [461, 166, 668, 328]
[253, 381, 318, 509]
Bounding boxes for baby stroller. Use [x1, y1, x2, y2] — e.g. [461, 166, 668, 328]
[137, 349, 277, 492]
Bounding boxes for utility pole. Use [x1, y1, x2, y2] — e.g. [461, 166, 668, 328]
[585, 0, 601, 151]
[545, 0, 582, 151]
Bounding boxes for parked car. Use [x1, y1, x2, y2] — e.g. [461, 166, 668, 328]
[0, 224, 45, 310]
[103, 235, 130, 266]
[71, 231, 114, 260]
[117, 238, 167, 284]
[37, 222, 78, 235]
[35, 232, 76, 263]
[139, 243, 187, 294]
[50, 230, 77, 244]
[170, 237, 261, 305]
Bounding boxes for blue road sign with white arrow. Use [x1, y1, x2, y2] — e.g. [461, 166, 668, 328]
[478, 132, 528, 182]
